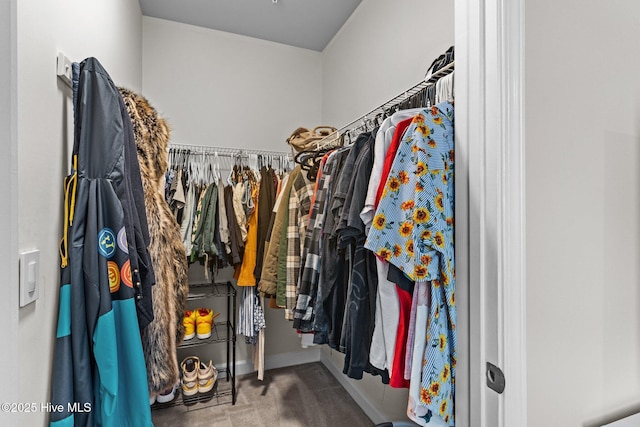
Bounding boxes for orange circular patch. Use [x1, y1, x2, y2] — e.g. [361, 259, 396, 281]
[121, 259, 133, 288]
[107, 261, 120, 293]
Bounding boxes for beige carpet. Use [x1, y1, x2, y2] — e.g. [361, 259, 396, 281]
[152, 362, 374, 427]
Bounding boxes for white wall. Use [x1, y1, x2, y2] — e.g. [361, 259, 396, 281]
[16, 1, 142, 425]
[525, 1, 640, 426]
[320, 0, 454, 423]
[322, 0, 455, 127]
[142, 17, 323, 151]
[143, 16, 324, 372]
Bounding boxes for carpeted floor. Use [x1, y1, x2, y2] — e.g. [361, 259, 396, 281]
[152, 362, 374, 427]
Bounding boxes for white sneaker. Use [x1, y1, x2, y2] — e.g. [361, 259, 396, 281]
[197, 360, 218, 393]
[156, 383, 178, 404]
[181, 356, 200, 397]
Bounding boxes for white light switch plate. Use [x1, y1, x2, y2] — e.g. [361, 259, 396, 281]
[19, 249, 39, 307]
[56, 52, 72, 88]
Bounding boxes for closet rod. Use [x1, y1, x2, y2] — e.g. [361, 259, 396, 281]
[169, 143, 291, 159]
[316, 60, 455, 148]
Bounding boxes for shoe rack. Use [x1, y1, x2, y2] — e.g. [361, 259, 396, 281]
[153, 280, 237, 410]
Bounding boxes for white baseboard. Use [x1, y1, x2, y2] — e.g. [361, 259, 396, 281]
[320, 350, 386, 425]
[216, 348, 322, 377]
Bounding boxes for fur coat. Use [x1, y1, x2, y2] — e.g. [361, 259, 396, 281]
[119, 87, 189, 395]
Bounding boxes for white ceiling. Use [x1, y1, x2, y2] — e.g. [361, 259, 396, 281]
[139, 0, 363, 52]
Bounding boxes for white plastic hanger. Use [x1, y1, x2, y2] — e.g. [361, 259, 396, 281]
[213, 151, 221, 181]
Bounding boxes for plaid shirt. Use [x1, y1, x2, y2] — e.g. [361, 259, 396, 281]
[285, 171, 314, 320]
[293, 154, 333, 331]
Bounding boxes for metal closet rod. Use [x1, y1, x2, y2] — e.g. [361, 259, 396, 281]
[168, 143, 291, 158]
[316, 60, 455, 148]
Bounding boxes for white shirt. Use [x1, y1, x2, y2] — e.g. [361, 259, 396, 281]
[360, 108, 424, 231]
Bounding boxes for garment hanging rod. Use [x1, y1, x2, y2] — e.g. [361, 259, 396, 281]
[168, 143, 291, 158]
[315, 60, 455, 148]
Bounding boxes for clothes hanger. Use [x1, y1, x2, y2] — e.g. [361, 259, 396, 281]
[206, 153, 215, 184]
[168, 148, 174, 170]
[249, 153, 258, 172]
[294, 147, 328, 170]
[180, 149, 189, 173]
[172, 148, 178, 171]
[213, 151, 221, 181]
[169, 148, 178, 170]
[187, 152, 197, 186]
[196, 151, 205, 185]
[228, 154, 240, 186]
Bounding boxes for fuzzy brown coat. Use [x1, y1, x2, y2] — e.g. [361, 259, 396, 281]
[119, 87, 189, 394]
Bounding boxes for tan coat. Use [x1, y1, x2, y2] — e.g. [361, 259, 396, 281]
[258, 167, 301, 296]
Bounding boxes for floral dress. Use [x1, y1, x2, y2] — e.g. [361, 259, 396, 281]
[365, 101, 456, 426]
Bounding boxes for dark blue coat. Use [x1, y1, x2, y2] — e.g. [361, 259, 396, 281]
[50, 58, 153, 427]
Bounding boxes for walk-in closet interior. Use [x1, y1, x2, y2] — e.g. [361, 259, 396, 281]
[19, 1, 460, 425]
[6, 0, 640, 427]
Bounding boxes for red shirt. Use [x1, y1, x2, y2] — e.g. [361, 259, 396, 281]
[374, 117, 414, 208]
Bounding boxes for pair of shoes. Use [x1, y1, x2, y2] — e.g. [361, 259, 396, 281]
[156, 383, 179, 404]
[183, 308, 220, 340]
[181, 356, 218, 396]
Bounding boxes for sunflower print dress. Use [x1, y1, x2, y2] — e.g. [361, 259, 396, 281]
[365, 101, 456, 426]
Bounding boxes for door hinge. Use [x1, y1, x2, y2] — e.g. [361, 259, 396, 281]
[486, 362, 506, 394]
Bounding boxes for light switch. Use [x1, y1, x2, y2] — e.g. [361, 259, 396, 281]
[27, 261, 36, 292]
[20, 249, 39, 307]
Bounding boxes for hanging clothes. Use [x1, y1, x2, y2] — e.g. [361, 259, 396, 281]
[218, 178, 231, 255]
[365, 114, 415, 376]
[255, 166, 277, 282]
[274, 170, 301, 306]
[50, 57, 153, 427]
[365, 102, 456, 426]
[224, 184, 244, 266]
[311, 150, 341, 345]
[435, 71, 454, 104]
[181, 183, 197, 255]
[232, 180, 248, 242]
[237, 182, 259, 286]
[190, 185, 208, 256]
[407, 282, 432, 423]
[264, 54, 456, 423]
[119, 87, 190, 398]
[171, 169, 186, 218]
[190, 182, 219, 263]
[333, 133, 382, 381]
[284, 170, 314, 320]
[259, 169, 297, 297]
[318, 148, 349, 350]
[293, 153, 331, 332]
[320, 134, 368, 349]
[238, 287, 257, 341]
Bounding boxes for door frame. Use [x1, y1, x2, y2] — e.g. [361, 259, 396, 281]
[455, 0, 527, 426]
[0, 0, 20, 409]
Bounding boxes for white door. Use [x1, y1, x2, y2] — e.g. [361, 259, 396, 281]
[455, 0, 527, 426]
